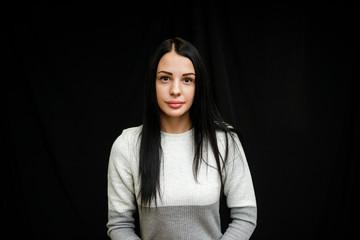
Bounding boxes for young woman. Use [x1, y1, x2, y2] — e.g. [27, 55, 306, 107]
[107, 37, 257, 240]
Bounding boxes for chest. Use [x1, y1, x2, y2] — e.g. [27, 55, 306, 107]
[158, 141, 221, 207]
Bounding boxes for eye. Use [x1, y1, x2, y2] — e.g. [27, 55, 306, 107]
[160, 76, 170, 81]
[184, 78, 193, 83]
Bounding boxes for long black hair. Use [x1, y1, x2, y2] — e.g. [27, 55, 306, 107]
[139, 37, 239, 207]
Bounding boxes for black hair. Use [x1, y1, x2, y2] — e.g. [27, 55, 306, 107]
[139, 37, 239, 207]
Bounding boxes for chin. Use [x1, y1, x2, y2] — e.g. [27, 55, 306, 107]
[166, 112, 186, 118]
[162, 109, 189, 119]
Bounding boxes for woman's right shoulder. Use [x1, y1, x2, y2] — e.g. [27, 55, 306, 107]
[112, 125, 143, 148]
[121, 125, 143, 137]
[110, 125, 142, 159]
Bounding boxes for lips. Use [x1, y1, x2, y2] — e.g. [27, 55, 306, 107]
[166, 100, 184, 109]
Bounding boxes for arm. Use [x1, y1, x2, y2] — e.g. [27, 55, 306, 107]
[221, 133, 257, 239]
[220, 207, 257, 240]
[107, 130, 141, 240]
[107, 210, 140, 239]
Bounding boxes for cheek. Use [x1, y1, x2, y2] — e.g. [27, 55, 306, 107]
[155, 84, 163, 100]
[156, 84, 168, 105]
[188, 86, 196, 102]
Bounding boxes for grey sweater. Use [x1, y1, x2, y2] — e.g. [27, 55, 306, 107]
[107, 126, 257, 240]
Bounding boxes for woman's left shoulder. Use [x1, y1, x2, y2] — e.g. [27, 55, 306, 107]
[215, 123, 241, 144]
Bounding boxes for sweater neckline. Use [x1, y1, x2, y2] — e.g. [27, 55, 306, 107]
[161, 128, 194, 139]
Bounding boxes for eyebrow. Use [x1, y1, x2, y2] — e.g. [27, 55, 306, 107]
[157, 71, 195, 76]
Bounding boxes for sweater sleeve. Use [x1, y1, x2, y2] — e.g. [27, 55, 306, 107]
[220, 207, 257, 240]
[107, 130, 141, 240]
[222, 133, 257, 208]
[221, 133, 257, 239]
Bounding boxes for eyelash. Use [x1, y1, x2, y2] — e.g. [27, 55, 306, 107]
[159, 76, 194, 83]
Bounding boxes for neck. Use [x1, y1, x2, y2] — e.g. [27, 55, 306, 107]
[160, 113, 192, 134]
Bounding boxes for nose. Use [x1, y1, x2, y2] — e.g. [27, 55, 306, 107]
[169, 80, 181, 96]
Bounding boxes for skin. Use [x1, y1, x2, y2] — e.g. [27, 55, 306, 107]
[156, 50, 196, 134]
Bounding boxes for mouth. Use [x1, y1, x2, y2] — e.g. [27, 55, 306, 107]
[166, 100, 184, 109]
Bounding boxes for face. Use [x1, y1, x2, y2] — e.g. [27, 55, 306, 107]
[156, 51, 196, 121]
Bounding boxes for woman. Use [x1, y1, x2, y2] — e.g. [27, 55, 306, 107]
[107, 37, 257, 240]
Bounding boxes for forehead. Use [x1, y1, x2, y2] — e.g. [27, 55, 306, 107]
[157, 51, 195, 73]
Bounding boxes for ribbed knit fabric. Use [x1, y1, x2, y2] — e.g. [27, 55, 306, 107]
[107, 125, 257, 240]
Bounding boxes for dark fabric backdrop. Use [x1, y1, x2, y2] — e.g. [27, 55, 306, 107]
[4, 3, 359, 240]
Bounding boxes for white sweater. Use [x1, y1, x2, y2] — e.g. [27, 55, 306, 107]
[107, 125, 257, 240]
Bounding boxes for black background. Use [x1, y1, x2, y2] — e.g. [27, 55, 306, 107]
[4, 3, 359, 240]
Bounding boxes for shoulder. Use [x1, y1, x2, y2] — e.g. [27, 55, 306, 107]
[120, 125, 143, 139]
[109, 125, 142, 171]
[215, 123, 240, 143]
[111, 125, 142, 154]
[215, 123, 244, 157]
